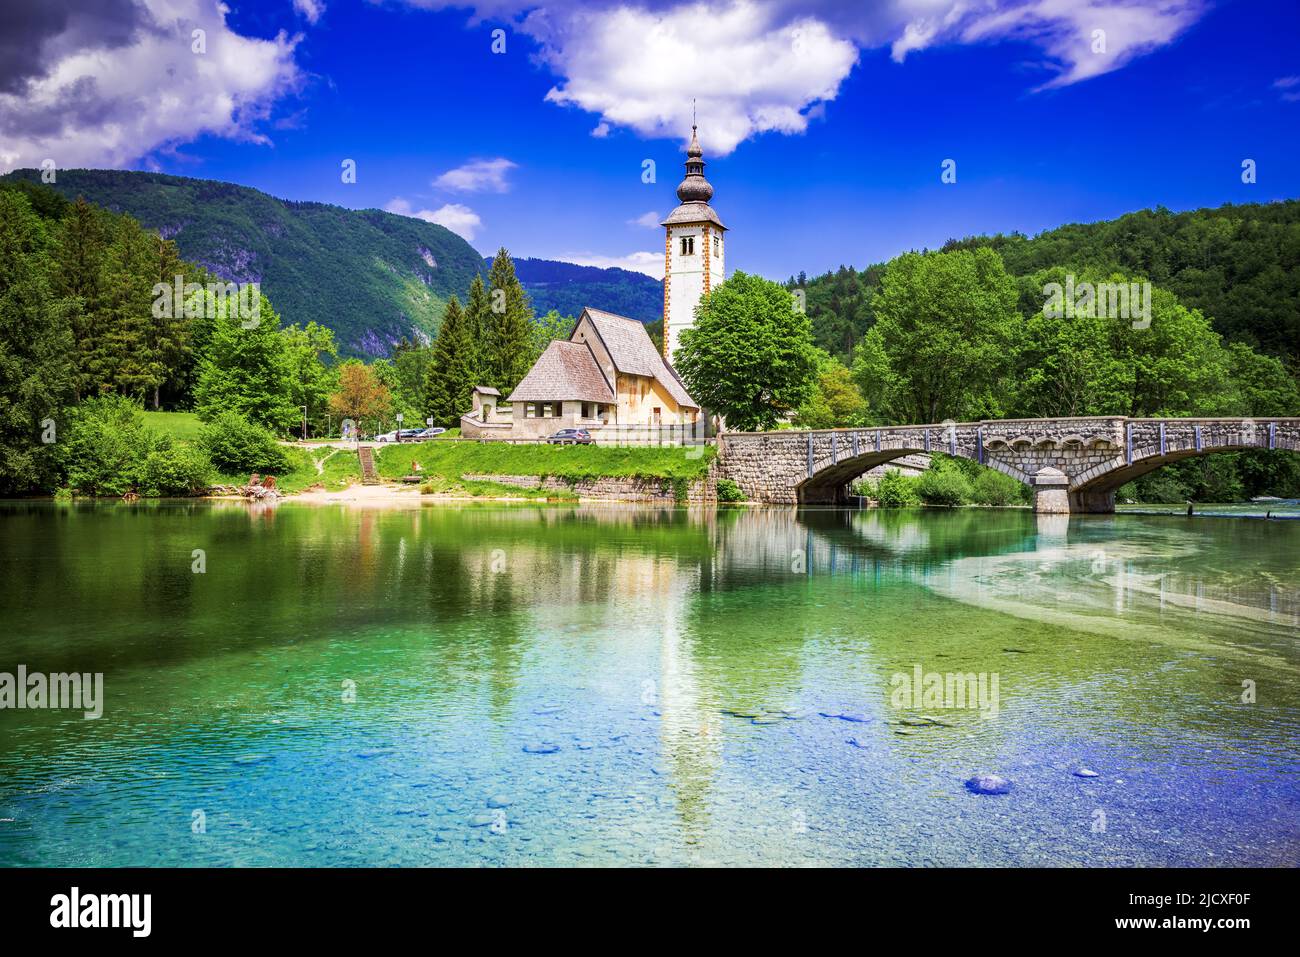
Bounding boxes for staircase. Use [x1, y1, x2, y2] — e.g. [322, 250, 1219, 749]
[358, 446, 380, 485]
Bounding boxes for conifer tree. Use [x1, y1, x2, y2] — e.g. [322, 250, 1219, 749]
[462, 273, 491, 386]
[424, 296, 474, 428]
[485, 248, 534, 395]
[0, 190, 77, 493]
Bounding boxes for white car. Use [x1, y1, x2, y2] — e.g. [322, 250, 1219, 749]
[375, 430, 400, 442]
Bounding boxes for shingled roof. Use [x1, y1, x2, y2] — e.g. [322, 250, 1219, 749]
[506, 340, 615, 404]
[581, 308, 699, 409]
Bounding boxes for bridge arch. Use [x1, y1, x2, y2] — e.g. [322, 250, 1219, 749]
[718, 418, 1300, 512]
[1067, 428, 1300, 512]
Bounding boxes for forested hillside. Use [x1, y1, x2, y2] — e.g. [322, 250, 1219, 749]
[0, 168, 486, 358]
[793, 200, 1300, 366]
[508, 258, 662, 324]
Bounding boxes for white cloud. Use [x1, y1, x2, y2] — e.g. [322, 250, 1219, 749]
[628, 211, 661, 228]
[0, 0, 302, 173]
[293, 0, 326, 25]
[955, 0, 1206, 90]
[533, 1, 859, 156]
[555, 250, 665, 280]
[385, 197, 483, 240]
[397, 1, 1209, 152]
[432, 157, 517, 192]
[1275, 75, 1300, 102]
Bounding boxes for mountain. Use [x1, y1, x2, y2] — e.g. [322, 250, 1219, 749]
[506, 257, 663, 324]
[0, 168, 485, 358]
[794, 199, 1300, 365]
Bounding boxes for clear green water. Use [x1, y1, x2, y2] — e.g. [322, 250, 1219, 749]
[0, 501, 1296, 867]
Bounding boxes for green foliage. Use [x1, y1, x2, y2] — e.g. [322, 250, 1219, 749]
[794, 356, 868, 429]
[529, 309, 577, 365]
[483, 248, 536, 396]
[199, 411, 290, 474]
[61, 395, 210, 496]
[916, 461, 974, 506]
[972, 469, 1026, 506]
[194, 294, 298, 432]
[283, 321, 339, 434]
[874, 470, 921, 507]
[676, 271, 820, 432]
[138, 442, 213, 496]
[944, 201, 1300, 364]
[0, 189, 77, 494]
[865, 248, 1021, 423]
[424, 296, 474, 428]
[716, 478, 746, 502]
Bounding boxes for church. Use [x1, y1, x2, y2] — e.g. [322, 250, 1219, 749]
[460, 125, 725, 441]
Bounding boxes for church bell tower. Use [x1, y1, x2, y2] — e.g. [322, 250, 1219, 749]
[661, 124, 726, 365]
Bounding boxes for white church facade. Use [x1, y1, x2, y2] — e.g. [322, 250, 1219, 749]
[461, 125, 724, 442]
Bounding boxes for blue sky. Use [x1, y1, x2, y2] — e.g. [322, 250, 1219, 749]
[2, 0, 1298, 281]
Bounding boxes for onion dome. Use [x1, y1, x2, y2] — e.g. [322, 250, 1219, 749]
[675, 125, 714, 204]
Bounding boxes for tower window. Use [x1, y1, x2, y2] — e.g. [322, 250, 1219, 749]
[680, 236, 694, 256]
[713, 234, 720, 256]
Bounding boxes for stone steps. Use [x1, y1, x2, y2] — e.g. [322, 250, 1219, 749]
[358, 447, 380, 485]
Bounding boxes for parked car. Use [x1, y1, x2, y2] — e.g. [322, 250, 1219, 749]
[398, 428, 424, 439]
[413, 427, 446, 440]
[547, 428, 593, 445]
[375, 430, 400, 442]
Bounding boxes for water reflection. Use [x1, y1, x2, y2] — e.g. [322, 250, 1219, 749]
[0, 501, 1297, 866]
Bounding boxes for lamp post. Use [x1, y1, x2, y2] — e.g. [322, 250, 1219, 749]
[395, 412, 404, 443]
[301, 405, 308, 442]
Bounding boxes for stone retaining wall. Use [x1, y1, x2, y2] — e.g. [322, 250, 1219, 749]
[462, 471, 717, 504]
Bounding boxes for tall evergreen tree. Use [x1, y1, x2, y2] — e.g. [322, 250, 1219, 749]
[0, 191, 77, 493]
[424, 296, 474, 428]
[53, 197, 107, 400]
[485, 247, 534, 395]
[462, 273, 491, 386]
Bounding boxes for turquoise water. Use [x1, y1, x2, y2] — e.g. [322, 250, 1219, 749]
[0, 501, 1297, 866]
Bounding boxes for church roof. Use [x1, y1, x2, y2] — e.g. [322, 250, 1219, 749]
[506, 340, 615, 404]
[580, 308, 699, 409]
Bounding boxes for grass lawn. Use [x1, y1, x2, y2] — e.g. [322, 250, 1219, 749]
[141, 410, 204, 441]
[215, 446, 361, 494]
[373, 441, 716, 483]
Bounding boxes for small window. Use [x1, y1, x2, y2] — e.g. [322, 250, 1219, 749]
[713, 234, 720, 256]
[680, 236, 694, 256]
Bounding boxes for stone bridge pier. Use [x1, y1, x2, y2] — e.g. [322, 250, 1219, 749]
[717, 417, 1300, 513]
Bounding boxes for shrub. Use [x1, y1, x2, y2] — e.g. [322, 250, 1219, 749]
[972, 469, 1025, 506]
[139, 443, 214, 496]
[61, 396, 155, 496]
[875, 469, 920, 507]
[60, 395, 215, 497]
[200, 411, 290, 474]
[916, 462, 973, 506]
[716, 478, 746, 502]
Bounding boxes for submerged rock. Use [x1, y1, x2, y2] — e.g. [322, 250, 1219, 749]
[846, 737, 870, 749]
[523, 743, 560, 754]
[1073, 768, 1100, 778]
[232, 754, 272, 766]
[486, 795, 512, 808]
[820, 711, 870, 723]
[356, 748, 396, 759]
[965, 773, 1013, 795]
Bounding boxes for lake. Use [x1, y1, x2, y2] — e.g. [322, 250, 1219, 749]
[1, 500, 1297, 866]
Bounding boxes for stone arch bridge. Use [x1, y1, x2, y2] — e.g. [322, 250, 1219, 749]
[717, 417, 1300, 513]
